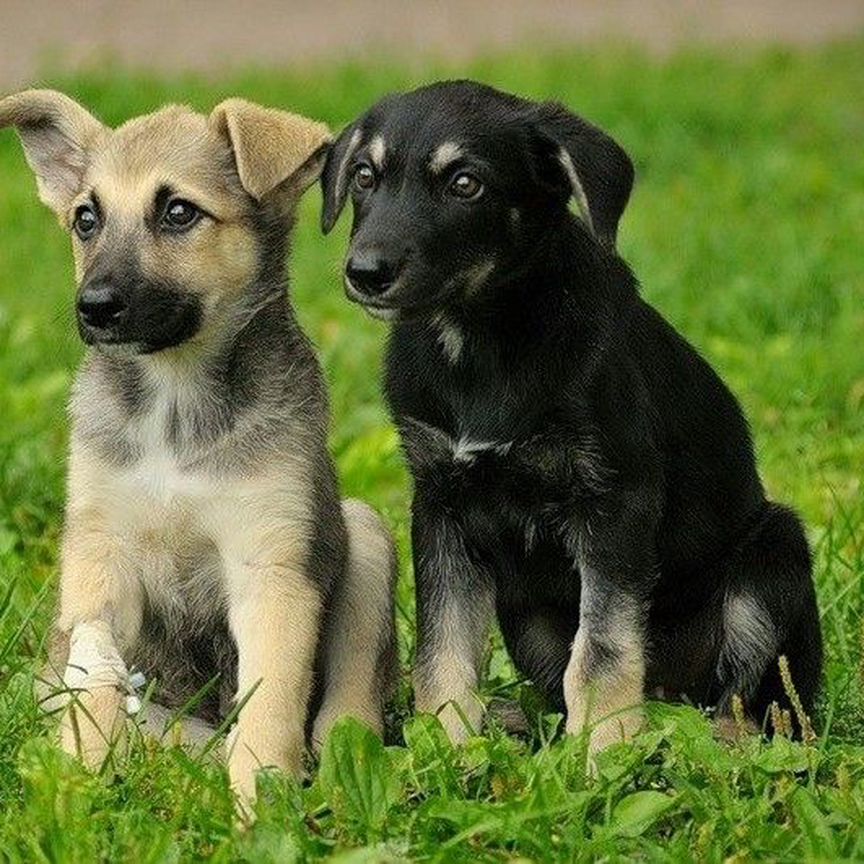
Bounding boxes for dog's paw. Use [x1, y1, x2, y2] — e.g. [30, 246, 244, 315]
[60, 685, 126, 771]
[226, 726, 305, 823]
[311, 705, 383, 753]
[432, 699, 484, 745]
[566, 705, 643, 775]
[588, 710, 643, 753]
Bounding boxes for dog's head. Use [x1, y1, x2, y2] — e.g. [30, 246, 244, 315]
[0, 90, 330, 353]
[320, 81, 634, 322]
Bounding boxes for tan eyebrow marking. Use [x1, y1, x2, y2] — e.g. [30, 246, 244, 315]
[429, 141, 463, 174]
[368, 134, 386, 171]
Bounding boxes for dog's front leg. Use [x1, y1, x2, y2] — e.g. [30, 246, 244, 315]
[563, 496, 658, 759]
[413, 505, 495, 743]
[55, 512, 143, 769]
[224, 551, 322, 810]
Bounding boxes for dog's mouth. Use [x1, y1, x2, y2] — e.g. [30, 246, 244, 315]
[78, 314, 201, 355]
[76, 277, 204, 354]
[343, 275, 447, 324]
[79, 323, 138, 348]
[92, 340, 147, 357]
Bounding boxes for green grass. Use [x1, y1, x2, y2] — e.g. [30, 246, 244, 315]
[1, 38, 863, 862]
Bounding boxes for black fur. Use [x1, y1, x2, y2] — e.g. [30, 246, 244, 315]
[76, 264, 203, 352]
[321, 80, 822, 730]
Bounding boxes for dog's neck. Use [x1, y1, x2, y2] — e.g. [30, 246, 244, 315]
[72, 286, 301, 463]
[420, 217, 637, 378]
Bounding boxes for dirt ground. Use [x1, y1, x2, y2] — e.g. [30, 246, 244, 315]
[2, 0, 863, 88]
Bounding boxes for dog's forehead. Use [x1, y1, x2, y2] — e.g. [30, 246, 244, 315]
[88, 106, 237, 193]
[365, 85, 524, 165]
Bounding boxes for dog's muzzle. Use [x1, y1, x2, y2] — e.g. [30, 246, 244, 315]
[77, 280, 128, 341]
[345, 251, 400, 299]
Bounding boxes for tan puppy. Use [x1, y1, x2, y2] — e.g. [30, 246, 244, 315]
[0, 90, 397, 811]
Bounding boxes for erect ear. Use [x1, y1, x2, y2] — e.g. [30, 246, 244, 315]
[319, 120, 364, 234]
[0, 89, 106, 214]
[210, 98, 332, 201]
[527, 102, 634, 248]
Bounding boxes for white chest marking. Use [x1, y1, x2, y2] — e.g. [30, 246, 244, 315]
[122, 393, 201, 503]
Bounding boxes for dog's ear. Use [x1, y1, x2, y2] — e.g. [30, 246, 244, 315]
[210, 99, 332, 201]
[0, 89, 106, 214]
[527, 102, 634, 247]
[320, 121, 364, 234]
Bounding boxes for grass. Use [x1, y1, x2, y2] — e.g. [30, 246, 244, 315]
[0, 38, 863, 862]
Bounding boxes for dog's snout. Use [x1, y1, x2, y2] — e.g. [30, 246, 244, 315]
[77, 281, 128, 330]
[346, 251, 399, 298]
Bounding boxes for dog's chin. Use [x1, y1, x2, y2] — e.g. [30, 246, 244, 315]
[92, 340, 147, 357]
[345, 278, 455, 325]
[83, 328, 199, 357]
[363, 305, 402, 322]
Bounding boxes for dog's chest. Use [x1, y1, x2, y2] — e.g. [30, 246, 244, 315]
[85, 392, 225, 582]
[402, 405, 607, 599]
[100, 397, 228, 621]
[116, 391, 214, 512]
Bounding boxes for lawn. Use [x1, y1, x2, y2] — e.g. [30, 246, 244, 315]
[0, 39, 863, 862]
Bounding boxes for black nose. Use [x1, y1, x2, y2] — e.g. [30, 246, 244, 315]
[77, 282, 127, 330]
[346, 252, 399, 298]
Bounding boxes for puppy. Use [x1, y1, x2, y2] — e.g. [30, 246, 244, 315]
[320, 81, 822, 755]
[0, 90, 397, 807]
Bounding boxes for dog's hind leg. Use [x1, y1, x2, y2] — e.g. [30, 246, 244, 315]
[312, 499, 398, 746]
[713, 503, 822, 733]
[134, 702, 218, 751]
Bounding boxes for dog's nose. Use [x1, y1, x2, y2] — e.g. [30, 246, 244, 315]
[77, 282, 128, 329]
[346, 252, 398, 298]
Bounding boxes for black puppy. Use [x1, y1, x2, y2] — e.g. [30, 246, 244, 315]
[320, 81, 822, 753]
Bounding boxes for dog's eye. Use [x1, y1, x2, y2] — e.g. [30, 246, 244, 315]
[161, 199, 201, 231]
[352, 164, 376, 192]
[449, 172, 483, 200]
[73, 205, 100, 240]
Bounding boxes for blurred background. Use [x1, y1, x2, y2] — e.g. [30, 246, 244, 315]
[3, 0, 864, 87]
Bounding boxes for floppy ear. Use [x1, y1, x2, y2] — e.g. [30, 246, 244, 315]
[528, 102, 634, 247]
[320, 121, 363, 234]
[0, 89, 106, 214]
[210, 98, 332, 201]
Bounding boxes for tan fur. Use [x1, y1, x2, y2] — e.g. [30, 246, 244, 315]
[368, 135, 386, 171]
[414, 586, 495, 742]
[429, 141, 463, 174]
[0, 89, 106, 212]
[225, 553, 322, 806]
[563, 615, 645, 759]
[312, 499, 398, 745]
[210, 98, 331, 201]
[2, 91, 395, 812]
